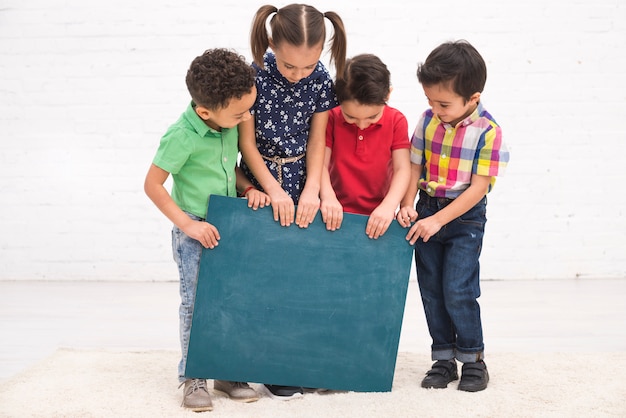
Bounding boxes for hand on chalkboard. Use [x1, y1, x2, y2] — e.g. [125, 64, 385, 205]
[295, 187, 320, 229]
[268, 188, 295, 227]
[320, 195, 343, 231]
[366, 204, 395, 239]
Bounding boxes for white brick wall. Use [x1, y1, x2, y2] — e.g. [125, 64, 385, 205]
[1, 0, 624, 281]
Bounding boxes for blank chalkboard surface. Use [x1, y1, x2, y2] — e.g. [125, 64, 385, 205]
[185, 195, 413, 392]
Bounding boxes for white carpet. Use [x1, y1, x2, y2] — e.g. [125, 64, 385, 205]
[1, 348, 624, 417]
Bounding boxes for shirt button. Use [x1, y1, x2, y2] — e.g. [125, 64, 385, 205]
[223, 157, 228, 162]
[358, 135, 363, 141]
[441, 154, 447, 159]
[439, 177, 445, 183]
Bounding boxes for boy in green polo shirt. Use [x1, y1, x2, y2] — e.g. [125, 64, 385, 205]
[144, 48, 269, 412]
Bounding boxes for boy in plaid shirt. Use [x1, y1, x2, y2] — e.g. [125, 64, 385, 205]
[397, 40, 509, 392]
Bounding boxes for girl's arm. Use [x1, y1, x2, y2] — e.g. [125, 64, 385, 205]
[296, 110, 327, 228]
[366, 148, 411, 239]
[319, 146, 343, 231]
[143, 164, 220, 249]
[238, 117, 295, 226]
[405, 174, 491, 244]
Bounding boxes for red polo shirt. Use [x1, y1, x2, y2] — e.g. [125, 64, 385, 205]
[326, 105, 410, 215]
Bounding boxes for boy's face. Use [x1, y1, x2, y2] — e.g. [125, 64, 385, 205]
[271, 42, 323, 84]
[423, 83, 480, 126]
[339, 100, 385, 131]
[196, 86, 257, 130]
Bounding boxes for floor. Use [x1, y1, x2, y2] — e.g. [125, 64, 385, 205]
[1, 278, 625, 382]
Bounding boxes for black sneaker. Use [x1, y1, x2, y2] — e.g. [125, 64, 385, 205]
[458, 360, 489, 392]
[421, 360, 458, 389]
[262, 384, 304, 400]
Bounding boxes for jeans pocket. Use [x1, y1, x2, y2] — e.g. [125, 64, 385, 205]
[457, 199, 487, 228]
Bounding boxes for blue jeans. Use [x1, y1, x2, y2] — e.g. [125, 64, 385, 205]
[171, 213, 203, 382]
[414, 192, 487, 363]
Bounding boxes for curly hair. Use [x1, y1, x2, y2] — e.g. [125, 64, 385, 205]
[185, 48, 256, 110]
[335, 54, 390, 105]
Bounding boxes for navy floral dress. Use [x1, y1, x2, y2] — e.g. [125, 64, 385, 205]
[240, 52, 338, 203]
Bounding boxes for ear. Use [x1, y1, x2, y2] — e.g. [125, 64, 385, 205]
[385, 86, 393, 102]
[470, 92, 481, 104]
[194, 105, 212, 121]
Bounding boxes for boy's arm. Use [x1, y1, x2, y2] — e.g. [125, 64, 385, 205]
[144, 163, 220, 249]
[319, 146, 343, 231]
[235, 166, 270, 210]
[397, 162, 422, 227]
[405, 174, 491, 244]
[238, 117, 295, 227]
[366, 148, 411, 239]
[296, 110, 327, 228]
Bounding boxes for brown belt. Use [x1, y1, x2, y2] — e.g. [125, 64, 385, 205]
[261, 154, 305, 185]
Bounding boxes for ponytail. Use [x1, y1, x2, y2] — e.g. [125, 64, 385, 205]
[250, 5, 278, 68]
[323, 11, 347, 79]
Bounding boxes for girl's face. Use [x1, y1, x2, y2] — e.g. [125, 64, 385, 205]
[423, 83, 480, 126]
[340, 100, 385, 131]
[271, 42, 323, 84]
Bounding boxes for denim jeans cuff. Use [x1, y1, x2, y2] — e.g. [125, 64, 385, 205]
[431, 349, 456, 361]
[456, 351, 484, 363]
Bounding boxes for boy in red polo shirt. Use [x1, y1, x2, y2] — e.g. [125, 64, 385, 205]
[320, 54, 411, 238]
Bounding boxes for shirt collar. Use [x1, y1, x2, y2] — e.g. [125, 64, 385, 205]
[184, 102, 223, 136]
[442, 102, 484, 129]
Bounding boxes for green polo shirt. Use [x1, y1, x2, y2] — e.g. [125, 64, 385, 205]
[153, 103, 238, 219]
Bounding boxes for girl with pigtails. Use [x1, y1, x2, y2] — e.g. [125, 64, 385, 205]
[239, 4, 347, 231]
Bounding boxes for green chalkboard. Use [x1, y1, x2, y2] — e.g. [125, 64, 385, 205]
[186, 195, 413, 392]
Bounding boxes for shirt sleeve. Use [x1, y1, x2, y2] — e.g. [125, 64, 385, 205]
[390, 109, 410, 151]
[314, 75, 339, 113]
[152, 128, 192, 175]
[326, 107, 337, 148]
[409, 113, 428, 165]
[473, 123, 509, 177]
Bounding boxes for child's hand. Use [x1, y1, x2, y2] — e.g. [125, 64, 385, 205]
[366, 205, 395, 239]
[244, 188, 271, 210]
[295, 187, 320, 229]
[405, 216, 443, 245]
[396, 206, 418, 228]
[268, 188, 295, 227]
[320, 196, 343, 231]
[183, 220, 220, 249]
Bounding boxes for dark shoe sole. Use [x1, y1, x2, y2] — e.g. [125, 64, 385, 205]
[262, 384, 304, 401]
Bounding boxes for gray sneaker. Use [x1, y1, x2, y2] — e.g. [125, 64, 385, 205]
[214, 380, 259, 403]
[180, 379, 213, 412]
